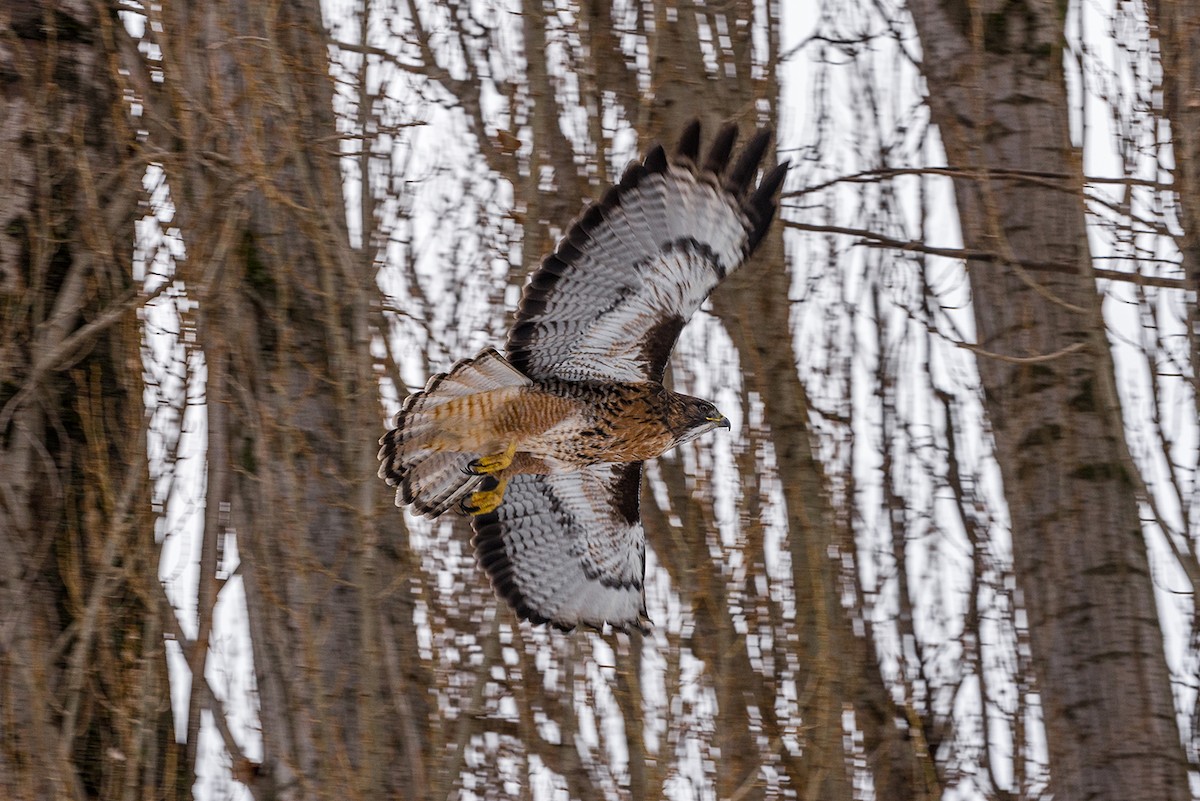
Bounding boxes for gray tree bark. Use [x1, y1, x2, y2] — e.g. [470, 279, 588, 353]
[1150, 0, 1200, 440]
[906, 1, 1190, 798]
[637, 5, 937, 798]
[145, 1, 433, 796]
[0, 2, 186, 798]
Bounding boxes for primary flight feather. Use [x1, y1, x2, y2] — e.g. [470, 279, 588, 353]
[379, 121, 788, 632]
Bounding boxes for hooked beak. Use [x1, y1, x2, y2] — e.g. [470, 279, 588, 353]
[707, 415, 731, 430]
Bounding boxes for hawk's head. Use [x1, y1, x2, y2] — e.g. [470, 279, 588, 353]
[667, 393, 731, 448]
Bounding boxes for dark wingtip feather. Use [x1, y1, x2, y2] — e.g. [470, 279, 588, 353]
[747, 161, 790, 252]
[471, 514, 556, 630]
[643, 143, 668, 173]
[508, 120, 788, 378]
[676, 119, 702, 163]
[702, 123, 738, 175]
[618, 161, 648, 190]
[728, 128, 772, 194]
[754, 160, 790, 202]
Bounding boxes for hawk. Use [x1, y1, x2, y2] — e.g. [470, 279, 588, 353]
[379, 121, 787, 632]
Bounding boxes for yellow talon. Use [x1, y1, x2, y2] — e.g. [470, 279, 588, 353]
[469, 442, 517, 475]
[463, 477, 508, 515]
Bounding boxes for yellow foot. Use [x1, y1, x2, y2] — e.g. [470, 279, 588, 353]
[467, 442, 517, 475]
[461, 476, 508, 516]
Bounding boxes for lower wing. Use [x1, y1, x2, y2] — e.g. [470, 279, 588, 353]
[470, 463, 649, 632]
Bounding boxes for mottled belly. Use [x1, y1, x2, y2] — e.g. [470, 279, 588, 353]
[434, 385, 671, 473]
[515, 411, 674, 471]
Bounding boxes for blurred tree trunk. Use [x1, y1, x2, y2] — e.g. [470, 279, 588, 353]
[906, 1, 1190, 798]
[636, 4, 937, 799]
[0, 1, 186, 798]
[1149, 0, 1200, 429]
[148, 1, 432, 797]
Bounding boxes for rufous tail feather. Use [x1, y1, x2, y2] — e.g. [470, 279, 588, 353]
[378, 348, 530, 518]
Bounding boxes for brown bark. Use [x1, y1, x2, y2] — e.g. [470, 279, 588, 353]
[645, 15, 809, 801]
[1149, 0, 1200, 452]
[0, 1, 186, 797]
[142, 1, 434, 797]
[637, 4, 935, 799]
[906, 1, 1189, 798]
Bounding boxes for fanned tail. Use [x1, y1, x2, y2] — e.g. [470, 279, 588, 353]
[378, 348, 531, 518]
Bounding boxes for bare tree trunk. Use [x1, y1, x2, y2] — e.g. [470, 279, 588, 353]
[0, 2, 186, 798]
[906, 1, 1190, 798]
[144, 1, 433, 797]
[639, 4, 936, 798]
[1149, 0, 1200, 438]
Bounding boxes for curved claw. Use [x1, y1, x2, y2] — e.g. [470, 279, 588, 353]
[467, 442, 517, 475]
[461, 476, 508, 516]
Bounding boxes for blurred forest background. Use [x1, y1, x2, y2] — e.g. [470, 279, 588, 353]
[2, 0, 1199, 799]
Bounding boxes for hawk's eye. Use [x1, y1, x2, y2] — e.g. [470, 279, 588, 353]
[699, 402, 730, 429]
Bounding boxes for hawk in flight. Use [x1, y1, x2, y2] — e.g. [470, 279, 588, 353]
[379, 121, 787, 632]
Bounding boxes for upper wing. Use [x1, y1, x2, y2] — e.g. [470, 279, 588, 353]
[470, 463, 648, 632]
[506, 121, 788, 383]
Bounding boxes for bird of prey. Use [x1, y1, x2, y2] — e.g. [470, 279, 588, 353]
[379, 121, 787, 632]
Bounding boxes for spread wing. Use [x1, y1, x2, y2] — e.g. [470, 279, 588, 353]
[470, 464, 648, 632]
[506, 121, 788, 383]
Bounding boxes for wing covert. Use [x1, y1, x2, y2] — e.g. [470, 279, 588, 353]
[470, 463, 649, 632]
[506, 121, 788, 383]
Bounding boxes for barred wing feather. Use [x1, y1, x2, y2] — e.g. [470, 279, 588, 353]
[470, 464, 648, 631]
[506, 122, 788, 383]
